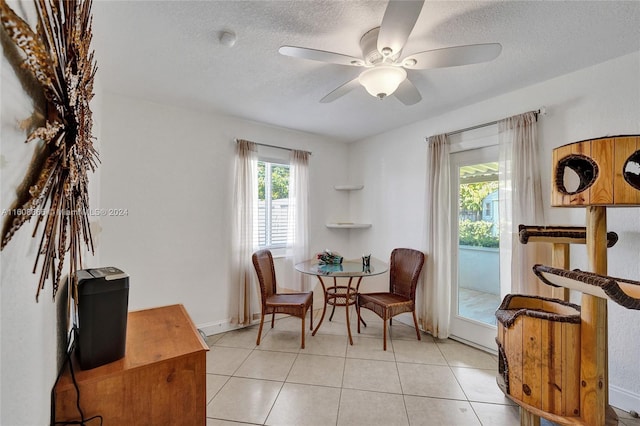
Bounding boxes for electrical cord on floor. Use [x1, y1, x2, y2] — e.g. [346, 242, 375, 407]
[50, 327, 103, 426]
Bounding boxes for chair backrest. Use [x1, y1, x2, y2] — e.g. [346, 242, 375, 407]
[252, 249, 277, 304]
[389, 248, 425, 300]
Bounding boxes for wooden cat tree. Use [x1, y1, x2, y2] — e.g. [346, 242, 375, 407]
[496, 135, 640, 426]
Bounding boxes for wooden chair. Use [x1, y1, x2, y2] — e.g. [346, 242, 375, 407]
[252, 249, 313, 349]
[356, 248, 425, 350]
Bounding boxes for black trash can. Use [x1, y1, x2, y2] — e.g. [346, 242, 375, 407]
[75, 267, 129, 370]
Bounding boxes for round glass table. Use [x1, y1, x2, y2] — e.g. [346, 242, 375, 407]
[295, 257, 388, 345]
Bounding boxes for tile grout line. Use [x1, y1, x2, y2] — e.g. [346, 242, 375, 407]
[436, 339, 486, 425]
[261, 344, 300, 425]
[391, 336, 414, 426]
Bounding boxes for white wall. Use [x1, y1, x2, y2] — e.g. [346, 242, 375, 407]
[0, 69, 59, 423]
[98, 93, 351, 333]
[346, 51, 640, 411]
[0, 4, 102, 423]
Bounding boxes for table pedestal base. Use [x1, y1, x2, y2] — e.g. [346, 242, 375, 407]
[312, 276, 364, 345]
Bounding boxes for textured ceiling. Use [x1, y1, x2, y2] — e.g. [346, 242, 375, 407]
[92, 1, 640, 142]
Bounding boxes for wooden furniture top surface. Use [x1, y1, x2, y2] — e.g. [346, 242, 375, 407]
[57, 304, 208, 390]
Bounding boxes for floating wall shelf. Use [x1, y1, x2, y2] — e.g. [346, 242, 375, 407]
[328, 184, 369, 229]
[326, 223, 372, 229]
[333, 185, 364, 191]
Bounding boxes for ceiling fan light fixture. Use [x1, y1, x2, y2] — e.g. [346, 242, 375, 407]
[358, 65, 407, 99]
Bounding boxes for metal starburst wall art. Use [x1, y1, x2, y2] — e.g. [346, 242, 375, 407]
[0, 0, 98, 301]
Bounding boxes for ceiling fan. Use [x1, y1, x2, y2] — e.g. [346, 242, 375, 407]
[278, 0, 502, 105]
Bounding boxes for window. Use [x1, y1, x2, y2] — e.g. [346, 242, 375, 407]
[257, 160, 290, 249]
[484, 201, 492, 217]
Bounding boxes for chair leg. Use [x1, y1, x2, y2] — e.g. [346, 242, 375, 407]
[256, 312, 265, 346]
[356, 301, 361, 334]
[412, 311, 421, 341]
[301, 301, 313, 350]
[271, 312, 275, 328]
[301, 314, 306, 349]
[383, 318, 387, 351]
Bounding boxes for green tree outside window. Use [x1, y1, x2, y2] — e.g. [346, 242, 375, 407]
[258, 162, 289, 200]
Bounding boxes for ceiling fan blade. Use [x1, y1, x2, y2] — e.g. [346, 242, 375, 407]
[377, 0, 425, 56]
[320, 78, 361, 103]
[403, 43, 502, 70]
[393, 78, 422, 106]
[279, 46, 364, 66]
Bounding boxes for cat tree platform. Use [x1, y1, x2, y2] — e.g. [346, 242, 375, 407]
[497, 135, 640, 426]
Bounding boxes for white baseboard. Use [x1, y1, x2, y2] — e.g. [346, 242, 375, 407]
[197, 319, 240, 336]
[197, 317, 262, 336]
[610, 384, 640, 414]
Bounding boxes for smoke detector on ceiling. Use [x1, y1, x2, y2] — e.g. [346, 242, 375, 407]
[219, 30, 236, 48]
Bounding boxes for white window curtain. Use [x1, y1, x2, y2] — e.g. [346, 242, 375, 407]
[284, 149, 310, 291]
[498, 112, 547, 295]
[421, 133, 452, 339]
[230, 139, 259, 325]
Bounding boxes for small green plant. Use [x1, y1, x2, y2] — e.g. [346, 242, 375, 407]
[459, 219, 499, 248]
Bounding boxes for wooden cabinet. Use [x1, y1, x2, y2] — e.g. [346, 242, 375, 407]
[54, 304, 209, 425]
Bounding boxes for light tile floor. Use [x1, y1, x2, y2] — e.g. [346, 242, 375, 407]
[204, 306, 639, 426]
